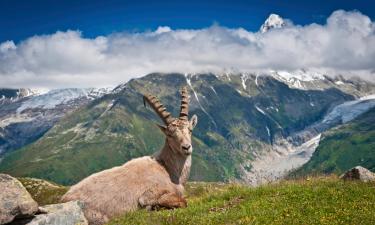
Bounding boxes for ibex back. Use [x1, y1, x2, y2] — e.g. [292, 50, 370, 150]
[61, 87, 198, 225]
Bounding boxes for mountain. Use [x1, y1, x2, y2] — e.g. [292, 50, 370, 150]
[0, 88, 111, 156]
[247, 94, 375, 185]
[290, 107, 375, 177]
[0, 72, 373, 185]
[0, 88, 49, 100]
[260, 14, 286, 33]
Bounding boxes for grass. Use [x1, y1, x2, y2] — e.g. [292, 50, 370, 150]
[13, 176, 375, 224]
[108, 177, 375, 225]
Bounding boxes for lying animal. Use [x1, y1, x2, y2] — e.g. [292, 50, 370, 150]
[61, 87, 198, 225]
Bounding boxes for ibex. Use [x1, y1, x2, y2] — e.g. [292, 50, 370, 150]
[61, 87, 198, 225]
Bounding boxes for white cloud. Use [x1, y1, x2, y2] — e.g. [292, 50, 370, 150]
[0, 10, 374, 88]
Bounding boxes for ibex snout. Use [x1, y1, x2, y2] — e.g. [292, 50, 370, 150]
[181, 143, 192, 155]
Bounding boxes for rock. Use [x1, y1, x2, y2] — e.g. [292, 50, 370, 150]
[0, 174, 39, 224]
[26, 201, 88, 225]
[340, 166, 375, 182]
[17, 177, 68, 206]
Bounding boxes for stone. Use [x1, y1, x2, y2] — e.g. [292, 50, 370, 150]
[340, 166, 375, 182]
[26, 201, 88, 225]
[0, 174, 39, 224]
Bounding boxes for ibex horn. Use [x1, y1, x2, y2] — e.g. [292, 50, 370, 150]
[143, 94, 175, 125]
[179, 86, 190, 121]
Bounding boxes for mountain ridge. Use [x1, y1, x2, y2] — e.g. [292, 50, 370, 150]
[1, 72, 373, 185]
[0, 88, 111, 156]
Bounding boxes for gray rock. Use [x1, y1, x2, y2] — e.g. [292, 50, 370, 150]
[0, 174, 39, 224]
[340, 166, 375, 182]
[26, 201, 88, 225]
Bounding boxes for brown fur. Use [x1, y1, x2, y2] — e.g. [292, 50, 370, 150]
[61, 96, 198, 225]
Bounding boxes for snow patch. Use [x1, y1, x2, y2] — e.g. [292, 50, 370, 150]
[266, 126, 271, 137]
[210, 86, 218, 96]
[255, 106, 266, 115]
[226, 73, 231, 81]
[335, 80, 344, 85]
[241, 75, 247, 90]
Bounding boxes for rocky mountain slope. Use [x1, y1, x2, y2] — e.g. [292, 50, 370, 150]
[290, 107, 375, 177]
[0, 88, 111, 156]
[246, 95, 375, 185]
[0, 72, 373, 185]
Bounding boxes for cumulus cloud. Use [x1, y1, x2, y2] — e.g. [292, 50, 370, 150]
[0, 10, 374, 88]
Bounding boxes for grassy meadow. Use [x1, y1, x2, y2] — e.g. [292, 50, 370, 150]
[109, 177, 375, 225]
[15, 176, 375, 225]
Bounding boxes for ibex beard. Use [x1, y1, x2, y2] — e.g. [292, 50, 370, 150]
[61, 87, 198, 225]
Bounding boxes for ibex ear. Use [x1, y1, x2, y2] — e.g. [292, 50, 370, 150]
[156, 124, 167, 135]
[190, 115, 198, 129]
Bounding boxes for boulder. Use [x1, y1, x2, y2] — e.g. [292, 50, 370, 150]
[340, 166, 375, 182]
[0, 174, 39, 224]
[26, 201, 88, 225]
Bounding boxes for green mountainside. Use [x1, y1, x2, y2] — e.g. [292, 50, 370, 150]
[291, 107, 375, 177]
[0, 73, 354, 185]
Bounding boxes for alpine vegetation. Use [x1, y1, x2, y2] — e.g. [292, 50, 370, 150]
[61, 87, 198, 225]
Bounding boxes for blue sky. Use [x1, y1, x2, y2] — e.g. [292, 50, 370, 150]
[1, 0, 374, 43]
[0, 1, 374, 88]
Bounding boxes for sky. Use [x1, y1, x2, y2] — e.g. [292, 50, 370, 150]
[0, 0, 375, 88]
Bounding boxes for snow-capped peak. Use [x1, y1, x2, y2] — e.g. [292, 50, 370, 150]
[269, 69, 326, 89]
[271, 69, 326, 82]
[260, 14, 286, 33]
